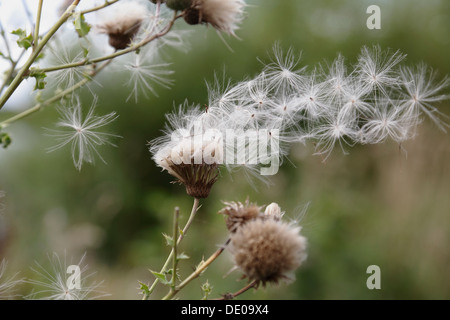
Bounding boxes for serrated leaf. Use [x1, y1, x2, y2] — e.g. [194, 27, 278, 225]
[162, 233, 174, 246]
[150, 270, 170, 285]
[138, 281, 150, 296]
[11, 28, 33, 49]
[0, 132, 12, 149]
[73, 12, 91, 37]
[176, 252, 190, 260]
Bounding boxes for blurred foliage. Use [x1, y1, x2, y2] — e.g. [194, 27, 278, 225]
[0, 0, 449, 299]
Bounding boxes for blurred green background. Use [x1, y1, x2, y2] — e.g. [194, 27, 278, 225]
[1, 0, 450, 299]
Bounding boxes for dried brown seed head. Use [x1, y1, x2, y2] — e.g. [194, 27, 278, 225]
[230, 218, 307, 286]
[219, 199, 262, 233]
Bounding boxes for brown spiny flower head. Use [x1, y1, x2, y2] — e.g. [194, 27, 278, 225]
[97, 1, 148, 50]
[219, 199, 263, 233]
[183, 0, 246, 36]
[229, 218, 307, 286]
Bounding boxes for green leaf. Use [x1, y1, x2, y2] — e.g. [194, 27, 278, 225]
[0, 132, 12, 149]
[138, 281, 150, 296]
[35, 52, 45, 62]
[162, 233, 174, 246]
[30, 70, 47, 90]
[149, 270, 170, 285]
[176, 252, 190, 260]
[73, 12, 91, 37]
[82, 46, 89, 58]
[11, 28, 33, 49]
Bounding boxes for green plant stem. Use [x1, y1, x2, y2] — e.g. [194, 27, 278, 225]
[0, 0, 81, 111]
[0, 22, 13, 63]
[0, 60, 112, 130]
[36, 11, 182, 74]
[0, 49, 26, 95]
[33, 0, 44, 50]
[162, 238, 231, 300]
[142, 197, 201, 300]
[171, 207, 180, 290]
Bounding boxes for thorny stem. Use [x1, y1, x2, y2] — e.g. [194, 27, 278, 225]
[33, 0, 44, 50]
[0, 0, 81, 111]
[36, 11, 182, 74]
[161, 238, 231, 300]
[142, 197, 201, 300]
[214, 280, 258, 300]
[0, 60, 113, 130]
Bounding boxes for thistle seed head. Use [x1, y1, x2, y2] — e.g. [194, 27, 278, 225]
[219, 199, 263, 233]
[186, 0, 246, 35]
[153, 136, 222, 198]
[97, 1, 148, 50]
[170, 162, 219, 198]
[230, 218, 307, 286]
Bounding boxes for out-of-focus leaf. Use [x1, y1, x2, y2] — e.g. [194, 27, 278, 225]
[11, 28, 33, 49]
[73, 12, 91, 37]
